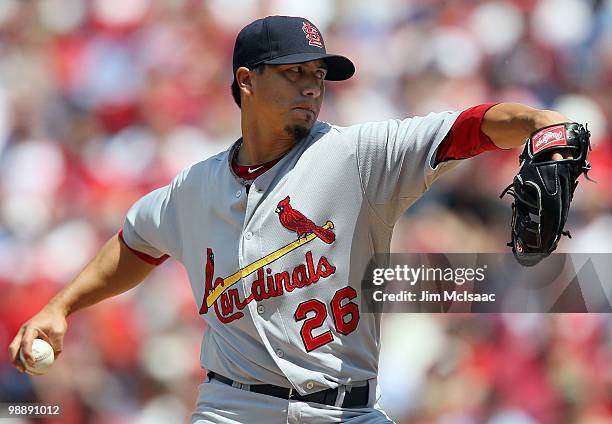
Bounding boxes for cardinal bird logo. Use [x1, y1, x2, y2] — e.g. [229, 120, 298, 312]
[275, 196, 335, 244]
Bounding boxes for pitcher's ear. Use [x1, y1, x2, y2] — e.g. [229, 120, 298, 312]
[236, 67, 254, 96]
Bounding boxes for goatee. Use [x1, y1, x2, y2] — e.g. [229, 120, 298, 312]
[284, 124, 311, 142]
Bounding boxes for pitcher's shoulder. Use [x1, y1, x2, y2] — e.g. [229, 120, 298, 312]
[171, 147, 232, 188]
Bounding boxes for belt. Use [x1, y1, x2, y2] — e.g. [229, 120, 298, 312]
[207, 372, 369, 408]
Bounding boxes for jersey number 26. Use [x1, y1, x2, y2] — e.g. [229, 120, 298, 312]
[294, 286, 360, 352]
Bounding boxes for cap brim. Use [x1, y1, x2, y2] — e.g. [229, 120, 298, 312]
[262, 53, 355, 81]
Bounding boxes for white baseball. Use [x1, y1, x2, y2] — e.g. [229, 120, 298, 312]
[19, 339, 55, 375]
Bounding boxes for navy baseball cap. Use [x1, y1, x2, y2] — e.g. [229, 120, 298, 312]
[233, 16, 355, 81]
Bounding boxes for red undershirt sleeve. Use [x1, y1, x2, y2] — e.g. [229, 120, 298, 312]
[118, 229, 169, 266]
[435, 103, 500, 165]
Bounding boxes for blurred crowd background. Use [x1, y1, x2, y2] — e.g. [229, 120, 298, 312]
[1, 0, 611, 423]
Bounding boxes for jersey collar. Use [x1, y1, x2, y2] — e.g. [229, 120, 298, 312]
[227, 122, 329, 187]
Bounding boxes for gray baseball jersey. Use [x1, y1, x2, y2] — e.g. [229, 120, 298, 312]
[122, 111, 460, 398]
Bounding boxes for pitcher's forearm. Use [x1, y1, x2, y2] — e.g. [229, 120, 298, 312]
[482, 103, 571, 149]
[48, 234, 156, 316]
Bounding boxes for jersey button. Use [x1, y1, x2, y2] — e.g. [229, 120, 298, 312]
[245, 232, 252, 240]
[276, 349, 284, 358]
[306, 382, 314, 390]
[256, 304, 265, 314]
[235, 190, 241, 198]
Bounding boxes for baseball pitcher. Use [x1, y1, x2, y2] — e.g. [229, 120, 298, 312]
[9, 16, 591, 423]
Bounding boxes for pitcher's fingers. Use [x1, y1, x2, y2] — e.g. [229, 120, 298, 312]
[8, 328, 26, 372]
[32, 329, 52, 346]
[49, 335, 63, 359]
[551, 152, 573, 161]
[19, 327, 43, 367]
[8, 327, 24, 360]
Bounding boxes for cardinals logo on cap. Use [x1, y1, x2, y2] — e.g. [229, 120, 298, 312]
[302, 21, 324, 48]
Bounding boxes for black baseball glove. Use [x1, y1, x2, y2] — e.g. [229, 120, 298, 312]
[500, 122, 592, 266]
